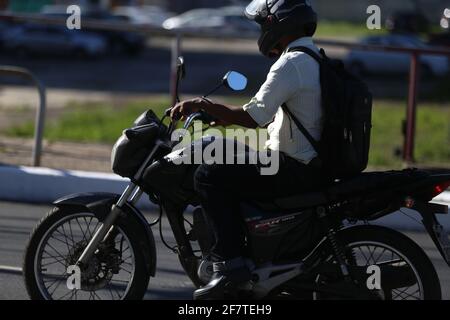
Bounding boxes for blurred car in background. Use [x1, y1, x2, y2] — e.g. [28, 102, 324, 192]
[163, 8, 223, 31]
[41, 5, 146, 56]
[163, 6, 258, 36]
[3, 24, 107, 58]
[83, 11, 146, 55]
[428, 32, 450, 49]
[438, 8, 450, 30]
[427, 8, 450, 49]
[345, 35, 449, 77]
[386, 11, 430, 34]
[112, 5, 173, 27]
[0, 20, 14, 49]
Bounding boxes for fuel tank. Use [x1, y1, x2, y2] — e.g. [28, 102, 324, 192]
[141, 136, 251, 206]
[141, 150, 200, 207]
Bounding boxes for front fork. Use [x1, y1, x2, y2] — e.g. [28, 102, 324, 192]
[76, 183, 143, 267]
[75, 181, 198, 275]
[76, 141, 163, 267]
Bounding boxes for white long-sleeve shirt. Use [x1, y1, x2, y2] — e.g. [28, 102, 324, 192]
[243, 37, 323, 165]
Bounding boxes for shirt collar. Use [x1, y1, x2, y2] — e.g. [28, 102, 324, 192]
[283, 37, 315, 55]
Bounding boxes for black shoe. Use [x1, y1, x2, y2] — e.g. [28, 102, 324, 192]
[193, 257, 252, 300]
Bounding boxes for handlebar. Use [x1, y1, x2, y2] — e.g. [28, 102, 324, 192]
[183, 112, 203, 130]
[182, 110, 217, 129]
[165, 107, 217, 130]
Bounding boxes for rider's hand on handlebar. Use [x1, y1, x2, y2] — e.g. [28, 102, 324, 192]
[210, 119, 231, 127]
[170, 98, 207, 121]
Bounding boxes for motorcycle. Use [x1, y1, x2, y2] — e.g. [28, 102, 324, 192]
[24, 57, 450, 300]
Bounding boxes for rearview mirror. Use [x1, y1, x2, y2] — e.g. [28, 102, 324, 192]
[223, 71, 247, 91]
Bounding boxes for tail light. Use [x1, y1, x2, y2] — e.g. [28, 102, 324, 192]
[431, 181, 450, 198]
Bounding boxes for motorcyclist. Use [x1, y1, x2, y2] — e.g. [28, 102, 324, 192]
[170, 0, 330, 299]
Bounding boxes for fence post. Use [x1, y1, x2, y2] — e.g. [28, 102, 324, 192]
[0, 66, 46, 167]
[403, 52, 420, 165]
[32, 77, 46, 167]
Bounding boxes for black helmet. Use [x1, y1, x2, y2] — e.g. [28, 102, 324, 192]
[245, 0, 318, 57]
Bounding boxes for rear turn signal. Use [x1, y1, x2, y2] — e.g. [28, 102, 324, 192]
[404, 197, 415, 208]
[432, 181, 450, 198]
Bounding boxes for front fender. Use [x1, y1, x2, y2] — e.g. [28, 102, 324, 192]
[54, 192, 157, 277]
[54, 192, 120, 220]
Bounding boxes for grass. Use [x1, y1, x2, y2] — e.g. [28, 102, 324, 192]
[315, 21, 443, 39]
[316, 21, 386, 38]
[6, 99, 170, 144]
[4, 97, 450, 168]
[369, 101, 450, 167]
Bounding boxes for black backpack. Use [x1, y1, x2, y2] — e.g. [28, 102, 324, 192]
[282, 46, 373, 180]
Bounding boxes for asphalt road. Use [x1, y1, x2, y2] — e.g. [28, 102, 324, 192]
[0, 201, 194, 300]
[1, 201, 450, 300]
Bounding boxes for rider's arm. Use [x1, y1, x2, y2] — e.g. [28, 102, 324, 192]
[170, 58, 298, 128]
[203, 101, 259, 129]
[170, 98, 258, 129]
[242, 58, 299, 127]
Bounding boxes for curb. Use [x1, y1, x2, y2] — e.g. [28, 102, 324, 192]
[0, 165, 448, 230]
[0, 165, 154, 209]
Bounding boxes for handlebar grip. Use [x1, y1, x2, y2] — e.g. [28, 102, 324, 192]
[164, 108, 173, 117]
[199, 110, 218, 125]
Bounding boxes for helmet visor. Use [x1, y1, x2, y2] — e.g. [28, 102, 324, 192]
[245, 0, 268, 20]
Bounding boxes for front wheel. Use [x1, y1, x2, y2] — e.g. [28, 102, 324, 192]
[23, 206, 152, 300]
[315, 225, 441, 300]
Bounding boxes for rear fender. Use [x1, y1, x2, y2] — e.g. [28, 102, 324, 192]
[411, 200, 450, 267]
[54, 192, 157, 276]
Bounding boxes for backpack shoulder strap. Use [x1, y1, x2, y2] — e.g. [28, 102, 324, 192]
[281, 103, 321, 154]
[287, 46, 325, 65]
[282, 46, 324, 155]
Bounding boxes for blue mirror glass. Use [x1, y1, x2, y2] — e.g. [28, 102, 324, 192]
[223, 71, 248, 91]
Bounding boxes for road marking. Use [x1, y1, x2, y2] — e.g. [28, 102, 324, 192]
[0, 265, 23, 274]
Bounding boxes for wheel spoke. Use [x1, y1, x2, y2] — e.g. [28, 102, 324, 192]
[53, 228, 76, 246]
[373, 248, 388, 264]
[356, 246, 370, 265]
[60, 224, 72, 253]
[45, 243, 67, 261]
[392, 287, 420, 300]
[41, 255, 67, 268]
[75, 218, 89, 243]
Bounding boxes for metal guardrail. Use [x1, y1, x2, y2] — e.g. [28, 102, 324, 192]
[0, 66, 46, 167]
[2, 12, 450, 165]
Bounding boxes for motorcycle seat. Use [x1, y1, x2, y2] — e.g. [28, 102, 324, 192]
[272, 170, 429, 210]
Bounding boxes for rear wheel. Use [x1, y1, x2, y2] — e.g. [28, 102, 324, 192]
[314, 226, 441, 300]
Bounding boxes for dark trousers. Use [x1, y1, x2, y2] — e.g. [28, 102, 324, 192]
[193, 151, 330, 261]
